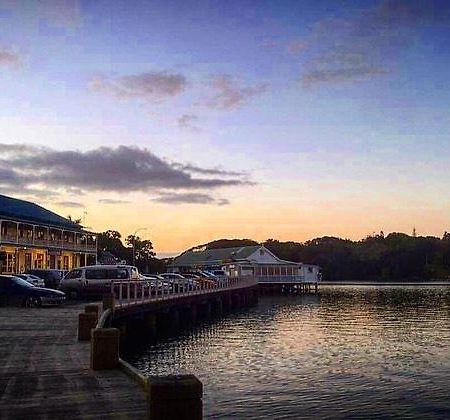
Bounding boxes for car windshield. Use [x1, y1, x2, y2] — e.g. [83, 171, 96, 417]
[12, 276, 35, 288]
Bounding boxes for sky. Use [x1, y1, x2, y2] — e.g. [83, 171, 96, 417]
[0, 0, 449, 255]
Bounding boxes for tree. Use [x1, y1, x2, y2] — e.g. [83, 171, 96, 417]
[125, 235, 156, 273]
[97, 230, 130, 263]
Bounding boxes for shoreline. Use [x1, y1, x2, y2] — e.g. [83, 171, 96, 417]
[320, 281, 450, 286]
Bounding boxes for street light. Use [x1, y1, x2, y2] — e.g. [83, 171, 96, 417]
[132, 227, 147, 266]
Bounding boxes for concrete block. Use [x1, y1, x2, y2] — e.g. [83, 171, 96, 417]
[78, 312, 98, 341]
[90, 328, 120, 370]
[147, 374, 203, 420]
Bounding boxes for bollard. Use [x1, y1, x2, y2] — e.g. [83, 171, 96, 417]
[84, 304, 100, 320]
[147, 374, 203, 420]
[90, 328, 120, 370]
[78, 312, 98, 341]
[102, 293, 115, 312]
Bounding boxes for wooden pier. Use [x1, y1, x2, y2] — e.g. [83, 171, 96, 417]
[0, 277, 259, 419]
[0, 303, 147, 419]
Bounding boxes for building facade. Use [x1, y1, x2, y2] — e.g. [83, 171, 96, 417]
[0, 194, 97, 274]
[170, 245, 321, 283]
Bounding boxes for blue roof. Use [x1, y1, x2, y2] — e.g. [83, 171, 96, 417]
[0, 194, 83, 230]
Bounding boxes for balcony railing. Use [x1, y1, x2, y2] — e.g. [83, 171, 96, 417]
[0, 234, 96, 253]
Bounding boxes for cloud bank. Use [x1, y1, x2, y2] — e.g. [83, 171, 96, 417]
[0, 144, 251, 205]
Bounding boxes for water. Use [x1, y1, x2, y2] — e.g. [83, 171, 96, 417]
[124, 286, 450, 419]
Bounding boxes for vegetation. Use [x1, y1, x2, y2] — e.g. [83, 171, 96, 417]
[197, 233, 450, 281]
[97, 230, 165, 274]
[97, 230, 450, 281]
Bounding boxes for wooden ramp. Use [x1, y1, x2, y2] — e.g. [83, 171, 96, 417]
[0, 303, 147, 420]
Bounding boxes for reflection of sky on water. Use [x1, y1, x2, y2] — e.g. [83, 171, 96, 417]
[125, 286, 450, 419]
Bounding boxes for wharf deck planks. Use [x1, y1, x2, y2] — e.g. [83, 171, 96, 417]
[0, 303, 147, 419]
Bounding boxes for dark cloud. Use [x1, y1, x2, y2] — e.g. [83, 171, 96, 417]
[151, 192, 230, 206]
[207, 75, 268, 110]
[56, 201, 84, 208]
[176, 163, 246, 177]
[0, 144, 251, 200]
[98, 198, 131, 204]
[301, 0, 449, 86]
[0, 48, 21, 68]
[89, 71, 187, 103]
[177, 114, 200, 131]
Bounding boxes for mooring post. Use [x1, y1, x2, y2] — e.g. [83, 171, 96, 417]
[78, 312, 98, 341]
[84, 303, 100, 320]
[147, 374, 203, 420]
[102, 293, 116, 312]
[90, 328, 120, 370]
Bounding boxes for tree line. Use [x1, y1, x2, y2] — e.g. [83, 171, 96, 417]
[196, 232, 450, 281]
[98, 230, 450, 281]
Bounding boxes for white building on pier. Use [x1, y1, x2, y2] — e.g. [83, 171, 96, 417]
[170, 245, 321, 284]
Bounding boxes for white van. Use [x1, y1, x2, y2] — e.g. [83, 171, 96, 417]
[60, 265, 140, 298]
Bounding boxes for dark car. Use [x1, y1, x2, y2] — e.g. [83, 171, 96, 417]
[0, 275, 66, 307]
[25, 269, 64, 290]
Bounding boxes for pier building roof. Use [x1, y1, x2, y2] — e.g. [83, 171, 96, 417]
[171, 245, 299, 267]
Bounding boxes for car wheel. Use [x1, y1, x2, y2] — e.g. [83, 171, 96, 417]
[24, 297, 42, 308]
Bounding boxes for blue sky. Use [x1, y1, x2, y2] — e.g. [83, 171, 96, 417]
[0, 0, 449, 252]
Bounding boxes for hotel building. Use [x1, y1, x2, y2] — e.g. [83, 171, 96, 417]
[0, 194, 97, 274]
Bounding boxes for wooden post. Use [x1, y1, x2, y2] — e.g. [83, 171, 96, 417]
[78, 312, 97, 341]
[147, 374, 203, 420]
[90, 328, 120, 370]
[102, 293, 115, 312]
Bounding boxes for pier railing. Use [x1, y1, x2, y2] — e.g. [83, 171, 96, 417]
[111, 276, 257, 308]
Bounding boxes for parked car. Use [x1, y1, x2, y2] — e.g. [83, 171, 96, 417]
[25, 269, 64, 290]
[158, 273, 198, 292]
[60, 265, 141, 298]
[14, 274, 45, 288]
[184, 272, 216, 287]
[205, 269, 227, 278]
[0, 275, 66, 307]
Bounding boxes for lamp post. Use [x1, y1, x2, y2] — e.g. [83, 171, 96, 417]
[132, 227, 147, 266]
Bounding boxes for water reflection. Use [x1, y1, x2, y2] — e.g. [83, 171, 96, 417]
[125, 286, 450, 419]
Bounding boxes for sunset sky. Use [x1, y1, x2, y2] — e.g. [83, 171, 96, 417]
[1, 0, 449, 255]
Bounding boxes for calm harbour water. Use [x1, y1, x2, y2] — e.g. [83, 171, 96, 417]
[124, 286, 450, 419]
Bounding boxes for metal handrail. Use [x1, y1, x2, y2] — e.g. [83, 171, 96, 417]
[111, 276, 257, 308]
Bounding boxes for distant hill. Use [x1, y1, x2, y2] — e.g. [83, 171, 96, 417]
[188, 238, 259, 252]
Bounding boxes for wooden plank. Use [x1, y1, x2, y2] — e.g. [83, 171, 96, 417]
[0, 303, 147, 419]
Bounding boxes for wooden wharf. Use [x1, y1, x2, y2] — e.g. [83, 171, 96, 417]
[0, 277, 260, 419]
[0, 303, 147, 420]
